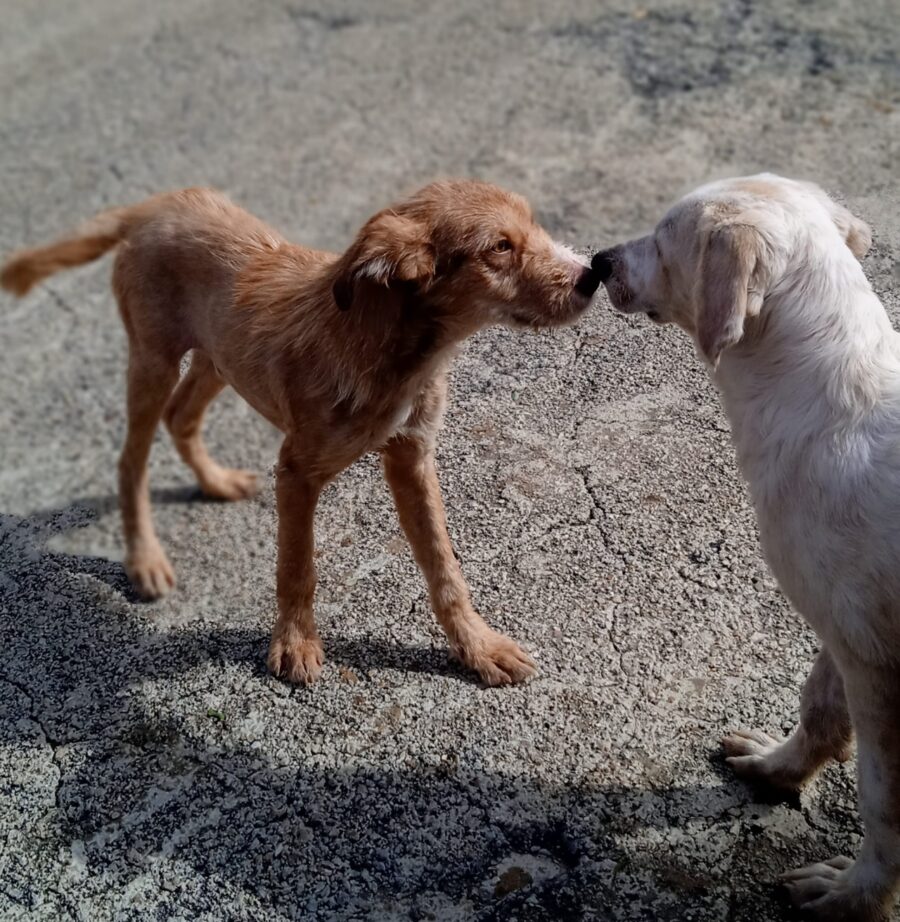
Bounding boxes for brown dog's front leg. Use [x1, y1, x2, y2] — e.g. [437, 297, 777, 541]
[382, 435, 535, 686]
[267, 440, 326, 684]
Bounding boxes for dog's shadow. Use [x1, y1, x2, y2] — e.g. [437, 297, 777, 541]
[0, 496, 813, 920]
[3, 492, 461, 679]
[11, 487, 204, 602]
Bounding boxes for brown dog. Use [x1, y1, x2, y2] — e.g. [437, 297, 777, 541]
[2, 181, 600, 685]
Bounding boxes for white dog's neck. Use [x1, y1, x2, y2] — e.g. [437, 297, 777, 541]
[713, 245, 895, 490]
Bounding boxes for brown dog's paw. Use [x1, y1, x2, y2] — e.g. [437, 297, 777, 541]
[125, 546, 176, 599]
[200, 468, 259, 502]
[460, 630, 536, 687]
[267, 629, 324, 685]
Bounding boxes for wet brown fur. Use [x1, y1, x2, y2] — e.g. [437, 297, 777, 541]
[2, 181, 593, 686]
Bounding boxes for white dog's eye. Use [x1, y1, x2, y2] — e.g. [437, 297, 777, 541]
[492, 239, 513, 253]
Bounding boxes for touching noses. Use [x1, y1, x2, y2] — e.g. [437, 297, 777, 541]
[590, 249, 615, 283]
[575, 265, 601, 297]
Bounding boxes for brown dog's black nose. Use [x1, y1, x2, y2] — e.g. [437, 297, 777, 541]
[591, 250, 614, 283]
[575, 266, 601, 297]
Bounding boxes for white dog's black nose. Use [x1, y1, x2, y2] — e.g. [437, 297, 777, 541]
[591, 250, 614, 283]
[575, 266, 601, 297]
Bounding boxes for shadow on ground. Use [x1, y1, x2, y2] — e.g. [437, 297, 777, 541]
[0, 499, 819, 920]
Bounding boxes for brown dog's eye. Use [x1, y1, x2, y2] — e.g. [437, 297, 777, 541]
[492, 239, 513, 253]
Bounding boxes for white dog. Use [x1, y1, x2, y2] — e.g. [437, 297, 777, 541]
[594, 174, 899, 921]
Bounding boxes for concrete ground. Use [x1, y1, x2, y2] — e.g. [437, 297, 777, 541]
[1, 0, 899, 919]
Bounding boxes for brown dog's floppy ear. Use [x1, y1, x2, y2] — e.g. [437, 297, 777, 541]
[695, 223, 764, 368]
[333, 211, 435, 310]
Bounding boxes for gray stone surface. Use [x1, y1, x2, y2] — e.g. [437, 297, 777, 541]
[1, 0, 899, 919]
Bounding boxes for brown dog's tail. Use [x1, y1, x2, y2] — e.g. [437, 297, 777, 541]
[1, 205, 134, 297]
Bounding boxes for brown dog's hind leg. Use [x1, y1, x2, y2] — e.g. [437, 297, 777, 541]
[119, 350, 181, 599]
[164, 350, 259, 501]
[724, 648, 853, 793]
[267, 438, 327, 684]
[382, 434, 536, 686]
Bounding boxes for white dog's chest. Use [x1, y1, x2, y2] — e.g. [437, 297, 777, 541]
[756, 508, 833, 622]
[743, 434, 899, 658]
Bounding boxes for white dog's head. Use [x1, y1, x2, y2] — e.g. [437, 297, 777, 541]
[592, 174, 872, 366]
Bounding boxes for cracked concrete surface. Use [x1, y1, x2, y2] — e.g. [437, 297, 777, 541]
[1, 0, 899, 919]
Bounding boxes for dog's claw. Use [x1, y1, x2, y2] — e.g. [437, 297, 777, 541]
[781, 857, 887, 921]
[722, 727, 808, 793]
[200, 468, 260, 501]
[126, 546, 176, 599]
[461, 630, 536, 686]
[268, 631, 324, 685]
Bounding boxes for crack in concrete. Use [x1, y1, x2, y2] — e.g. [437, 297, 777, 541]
[0, 673, 64, 819]
[42, 285, 76, 317]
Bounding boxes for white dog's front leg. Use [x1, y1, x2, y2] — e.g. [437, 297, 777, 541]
[723, 648, 853, 792]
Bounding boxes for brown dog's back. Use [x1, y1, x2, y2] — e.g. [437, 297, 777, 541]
[0, 188, 273, 299]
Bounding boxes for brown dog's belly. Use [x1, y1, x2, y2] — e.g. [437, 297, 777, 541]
[213, 357, 289, 433]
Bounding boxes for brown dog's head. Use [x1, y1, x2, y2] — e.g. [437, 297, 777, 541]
[592, 174, 872, 367]
[332, 180, 600, 330]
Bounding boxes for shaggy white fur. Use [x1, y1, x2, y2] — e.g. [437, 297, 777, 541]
[598, 174, 900, 922]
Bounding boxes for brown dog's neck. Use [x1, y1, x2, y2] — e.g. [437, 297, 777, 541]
[325, 277, 465, 409]
[234, 244, 467, 417]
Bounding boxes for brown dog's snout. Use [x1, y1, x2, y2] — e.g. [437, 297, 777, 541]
[590, 249, 615, 283]
[575, 265, 601, 297]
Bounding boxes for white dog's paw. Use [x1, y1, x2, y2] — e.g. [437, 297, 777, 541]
[722, 730, 800, 791]
[722, 730, 816, 794]
[724, 727, 784, 757]
[782, 857, 888, 921]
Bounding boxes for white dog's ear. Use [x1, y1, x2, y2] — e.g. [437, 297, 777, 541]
[804, 182, 873, 260]
[828, 202, 872, 261]
[695, 224, 764, 368]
